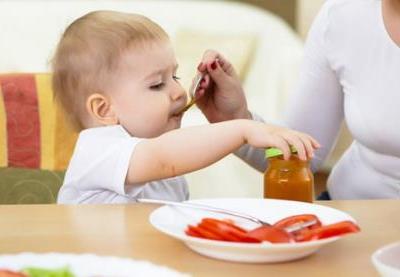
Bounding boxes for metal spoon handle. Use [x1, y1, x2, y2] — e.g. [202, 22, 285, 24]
[285, 219, 317, 233]
[179, 98, 196, 114]
[190, 73, 204, 98]
[136, 198, 265, 225]
[178, 73, 204, 114]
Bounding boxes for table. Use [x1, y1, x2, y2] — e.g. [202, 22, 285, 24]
[0, 200, 399, 276]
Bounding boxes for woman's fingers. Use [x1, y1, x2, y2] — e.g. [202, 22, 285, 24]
[200, 74, 210, 89]
[198, 50, 219, 71]
[195, 88, 205, 99]
[205, 59, 232, 83]
[198, 50, 234, 76]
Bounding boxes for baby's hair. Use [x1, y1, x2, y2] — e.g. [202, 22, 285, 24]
[52, 10, 169, 130]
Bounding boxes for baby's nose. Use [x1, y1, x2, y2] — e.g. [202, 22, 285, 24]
[170, 85, 187, 102]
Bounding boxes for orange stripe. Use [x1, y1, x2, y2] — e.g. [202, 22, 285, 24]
[0, 74, 41, 168]
[36, 73, 56, 170]
[54, 101, 78, 171]
[0, 83, 7, 167]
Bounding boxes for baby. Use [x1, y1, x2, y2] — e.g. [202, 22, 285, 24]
[53, 11, 319, 204]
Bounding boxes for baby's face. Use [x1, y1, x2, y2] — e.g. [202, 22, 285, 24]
[108, 41, 187, 138]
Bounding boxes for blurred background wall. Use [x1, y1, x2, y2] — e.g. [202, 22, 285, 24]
[234, 0, 324, 39]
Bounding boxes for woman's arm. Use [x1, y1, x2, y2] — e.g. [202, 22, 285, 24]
[205, 2, 344, 173]
[284, 2, 344, 172]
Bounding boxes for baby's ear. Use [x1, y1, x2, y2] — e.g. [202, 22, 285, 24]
[86, 93, 119, 125]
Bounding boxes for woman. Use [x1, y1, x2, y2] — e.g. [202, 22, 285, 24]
[195, 0, 400, 199]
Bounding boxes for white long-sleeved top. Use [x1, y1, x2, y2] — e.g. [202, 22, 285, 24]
[237, 0, 400, 199]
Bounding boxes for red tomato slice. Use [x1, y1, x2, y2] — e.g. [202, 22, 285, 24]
[0, 270, 27, 277]
[202, 218, 248, 233]
[199, 219, 261, 243]
[273, 214, 322, 230]
[296, 221, 360, 242]
[247, 225, 294, 243]
[185, 225, 223, 241]
[198, 222, 242, 242]
[185, 225, 203, 238]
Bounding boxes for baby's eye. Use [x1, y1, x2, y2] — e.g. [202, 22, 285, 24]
[150, 83, 165, 90]
[173, 75, 180, 81]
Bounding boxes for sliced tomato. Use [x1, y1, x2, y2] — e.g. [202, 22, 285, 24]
[198, 222, 242, 242]
[202, 218, 248, 233]
[296, 221, 360, 242]
[247, 225, 294, 243]
[185, 225, 223, 241]
[273, 214, 322, 230]
[185, 225, 203, 238]
[0, 270, 27, 277]
[199, 218, 261, 243]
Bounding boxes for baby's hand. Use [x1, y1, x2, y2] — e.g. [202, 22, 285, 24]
[242, 121, 320, 160]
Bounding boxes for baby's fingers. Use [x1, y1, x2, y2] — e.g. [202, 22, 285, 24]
[271, 135, 291, 160]
[297, 134, 315, 159]
[309, 135, 321, 149]
[299, 134, 321, 160]
[282, 135, 308, 161]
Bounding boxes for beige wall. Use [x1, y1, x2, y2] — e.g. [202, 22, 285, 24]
[235, 0, 324, 39]
[296, 0, 324, 38]
[233, 0, 297, 28]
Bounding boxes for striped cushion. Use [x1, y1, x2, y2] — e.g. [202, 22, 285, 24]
[0, 167, 64, 204]
[0, 73, 78, 171]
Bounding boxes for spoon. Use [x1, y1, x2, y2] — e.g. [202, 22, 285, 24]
[136, 198, 316, 233]
[178, 72, 204, 114]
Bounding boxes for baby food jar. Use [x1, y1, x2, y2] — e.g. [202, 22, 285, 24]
[264, 147, 314, 202]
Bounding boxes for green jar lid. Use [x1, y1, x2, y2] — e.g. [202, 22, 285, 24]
[265, 146, 297, 158]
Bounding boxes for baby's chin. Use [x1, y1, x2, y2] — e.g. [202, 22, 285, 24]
[145, 115, 183, 136]
[166, 114, 183, 130]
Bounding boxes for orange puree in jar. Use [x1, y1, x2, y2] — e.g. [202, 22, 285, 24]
[264, 148, 314, 202]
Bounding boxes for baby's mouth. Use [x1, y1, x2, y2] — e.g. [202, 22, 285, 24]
[171, 112, 183, 119]
[170, 108, 183, 118]
[172, 102, 188, 117]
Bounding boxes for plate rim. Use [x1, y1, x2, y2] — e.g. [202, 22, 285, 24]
[371, 241, 400, 272]
[0, 252, 186, 276]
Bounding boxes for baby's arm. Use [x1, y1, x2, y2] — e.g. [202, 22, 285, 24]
[126, 120, 319, 185]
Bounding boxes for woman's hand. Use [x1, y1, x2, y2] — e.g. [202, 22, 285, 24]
[194, 50, 251, 123]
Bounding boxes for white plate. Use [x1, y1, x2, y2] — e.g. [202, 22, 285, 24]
[372, 241, 400, 277]
[0, 253, 187, 276]
[150, 198, 358, 263]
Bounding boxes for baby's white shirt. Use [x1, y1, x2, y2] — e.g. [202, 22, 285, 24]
[57, 125, 189, 204]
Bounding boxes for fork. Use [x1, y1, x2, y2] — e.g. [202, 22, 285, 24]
[136, 198, 316, 233]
